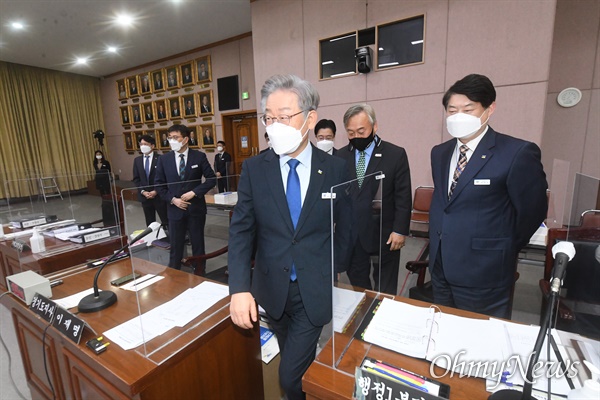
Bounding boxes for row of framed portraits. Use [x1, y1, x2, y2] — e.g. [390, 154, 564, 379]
[116, 55, 212, 100]
[120, 91, 214, 126]
[123, 124, 217, 153]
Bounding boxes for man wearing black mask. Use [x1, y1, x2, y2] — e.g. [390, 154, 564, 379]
[338, 104, 412, 295]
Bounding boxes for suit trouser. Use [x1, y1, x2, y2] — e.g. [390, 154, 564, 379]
[216, 177, 228, 193]
[141, 198, 168, 227]
[431, 246, 512, 319]
[168, 213, 206, 272]
[266, 281, 322, 400]
[346, 239, 401, 295]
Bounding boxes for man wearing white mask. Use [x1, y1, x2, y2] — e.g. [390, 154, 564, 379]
[314, 119, 337, 155]
[213, 140, 232, 192]
[228, 74, 351, 400]
[429, 74, 547, 318]
[155, 124, 216, 273]
[132, 135, 168, 228]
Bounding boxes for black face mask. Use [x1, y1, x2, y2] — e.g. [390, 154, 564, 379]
[349, 132, 374, 152]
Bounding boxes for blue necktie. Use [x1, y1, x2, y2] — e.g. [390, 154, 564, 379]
[179, 154, 185, 180]
[144, 156, 150, 179]
[286, 159, 300, 281]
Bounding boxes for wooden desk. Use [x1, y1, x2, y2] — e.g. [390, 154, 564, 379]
[303, 294, 489, 399]
[0, 226, 123, 292]
[1, 259, 263, 399]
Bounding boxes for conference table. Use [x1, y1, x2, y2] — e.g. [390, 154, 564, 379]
[303, 291, 490, 399]
[0, 225, 122, 292]
[1, 258, 263, 400]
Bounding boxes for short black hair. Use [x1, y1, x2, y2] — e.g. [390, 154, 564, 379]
[314, 119, 336, 137]
[217, 140, 225, 146]
[442, 74, 496, 109]
[139, 135, 155, 145]
[168, 124, 190, 138]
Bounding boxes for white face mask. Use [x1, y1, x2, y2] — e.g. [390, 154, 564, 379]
[169, 139, 183, 152]
[216, 146, 223, 152]
[265, 117, 309, 156]
[140, 145, 152, 155]
[446, 109, 490, 139]
[96, 155, 102, 160]
[316, 140, 334, 153]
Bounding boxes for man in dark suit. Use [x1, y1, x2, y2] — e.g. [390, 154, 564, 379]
[429, 74, 547, 318]
[171, 101, 180, 118]
[153, 73, 163, 91]
[314, 118, 337, 155]
[200, 95, 211, 113]
[229, 74, 350, 400]
[338, 104, 412, 295]
[213, 141, 232, 192]
[157, 104, 167, 119]
[132, 135, 168, 228]
[133, 108, 141, 123]
[202, 128, 214, 145]
[155, 124, 216, 273]
[144, 105, 154, 122]
[185, 99, 195, 116]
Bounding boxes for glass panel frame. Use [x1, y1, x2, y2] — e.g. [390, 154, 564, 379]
[376, 14, 425, 70]
[319, 31, 358, 80]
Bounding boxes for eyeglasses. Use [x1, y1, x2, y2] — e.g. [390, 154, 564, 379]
[260, 110, 305, 126]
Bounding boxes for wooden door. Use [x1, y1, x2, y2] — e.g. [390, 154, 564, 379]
[231, 115, 259, 175]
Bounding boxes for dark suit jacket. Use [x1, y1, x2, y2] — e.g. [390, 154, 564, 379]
[155, 149, 216, 220]
[213, 152, 232, 176]
[428, 127, 547, 288]
[132, 153, 160, 202]
[338, 136, 412, 253]
[228, 145, 351, 326]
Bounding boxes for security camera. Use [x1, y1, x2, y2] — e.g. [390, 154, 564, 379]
[355, 46, 372, 74]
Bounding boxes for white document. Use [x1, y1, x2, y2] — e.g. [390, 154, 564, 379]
[54, 288, 96, 309]
[332, 286, 366, 333]
[55, 227, 100, 241]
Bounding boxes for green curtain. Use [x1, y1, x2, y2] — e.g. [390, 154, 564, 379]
[0, 61, 105, 199]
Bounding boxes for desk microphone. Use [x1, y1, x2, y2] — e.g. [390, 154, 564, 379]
[78, 222, 161, 313]
[550, 241, 576, 293]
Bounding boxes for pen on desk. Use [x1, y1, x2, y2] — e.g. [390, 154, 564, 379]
[50, 279, 63, 287]
[132, 276, 157, 287]
[376, 362, 425, 384]
[364, 366, 428, 393]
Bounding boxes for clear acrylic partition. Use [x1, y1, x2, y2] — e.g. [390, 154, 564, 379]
[315, 171, 384, 372]
[568, 172, 600, 227]
[121, 174, 240, 364]
[547, 159, 571, 229]
[3, 172, 122, 274]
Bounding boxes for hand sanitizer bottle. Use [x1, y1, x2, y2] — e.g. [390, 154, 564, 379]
[30, 227, 46, 253]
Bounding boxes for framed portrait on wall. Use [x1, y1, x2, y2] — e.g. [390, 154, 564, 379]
[187, 126, 200, 148]
[120, 106, 131, 126]
[196, 55, 211, 83]
[123, 132, 134, 152]
[154, 99, 168, 122]
[127, 75, 140, 98]
[142, 102, 155, 123]
[200, 123, 216, 148]
[130, 104, 142, 124]
[198, 90, 214, 116]
[165, 66, 180, 90]
[144, 129, 156, 144]
[182, 93, 197, 118]
[116, 79, 127, 100]
[139, 72, 152, 95]
[133, 131, 144, 150]
[151, 69, 165, 93]
[169, 97, 182, 120]
[180, 62, 195, 87]
[157, 129, 170, 151]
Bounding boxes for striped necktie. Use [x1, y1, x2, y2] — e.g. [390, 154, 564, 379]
[179, 154, 185, 180]
[449, 145, 469, 198]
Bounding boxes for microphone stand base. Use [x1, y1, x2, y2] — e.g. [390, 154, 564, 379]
[488, 389, 533, 400]
[78, 291, 117, 313]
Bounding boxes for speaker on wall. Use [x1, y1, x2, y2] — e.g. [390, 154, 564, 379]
[217, 75, 240, 111]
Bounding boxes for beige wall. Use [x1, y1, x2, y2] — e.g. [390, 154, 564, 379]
[251, 0, 560, 191]
[100, 35, 255, 181]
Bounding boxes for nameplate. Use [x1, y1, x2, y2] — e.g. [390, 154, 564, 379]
[321, 192, 336, 199]
[354, 366, 447, 400]
[29, 293, 57, 323]
[474, 179, 490, 186]
[52, 307, 85, 344]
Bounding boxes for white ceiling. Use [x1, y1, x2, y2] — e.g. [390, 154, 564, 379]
[0, 0, 252, 78]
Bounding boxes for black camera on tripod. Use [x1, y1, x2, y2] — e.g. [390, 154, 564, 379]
[93, 130, 105, 146]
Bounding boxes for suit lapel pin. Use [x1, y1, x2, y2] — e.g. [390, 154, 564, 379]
[481, 155, 486, 159]
[375, 153, 382, 157]
[317, 169, 323, 174]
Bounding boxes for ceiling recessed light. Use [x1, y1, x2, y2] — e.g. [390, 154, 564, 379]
[107, 46, 118, 53]
[75, 57, 88, 65]
[11, 22, 24, 30]
[114, 13, 134, 27]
